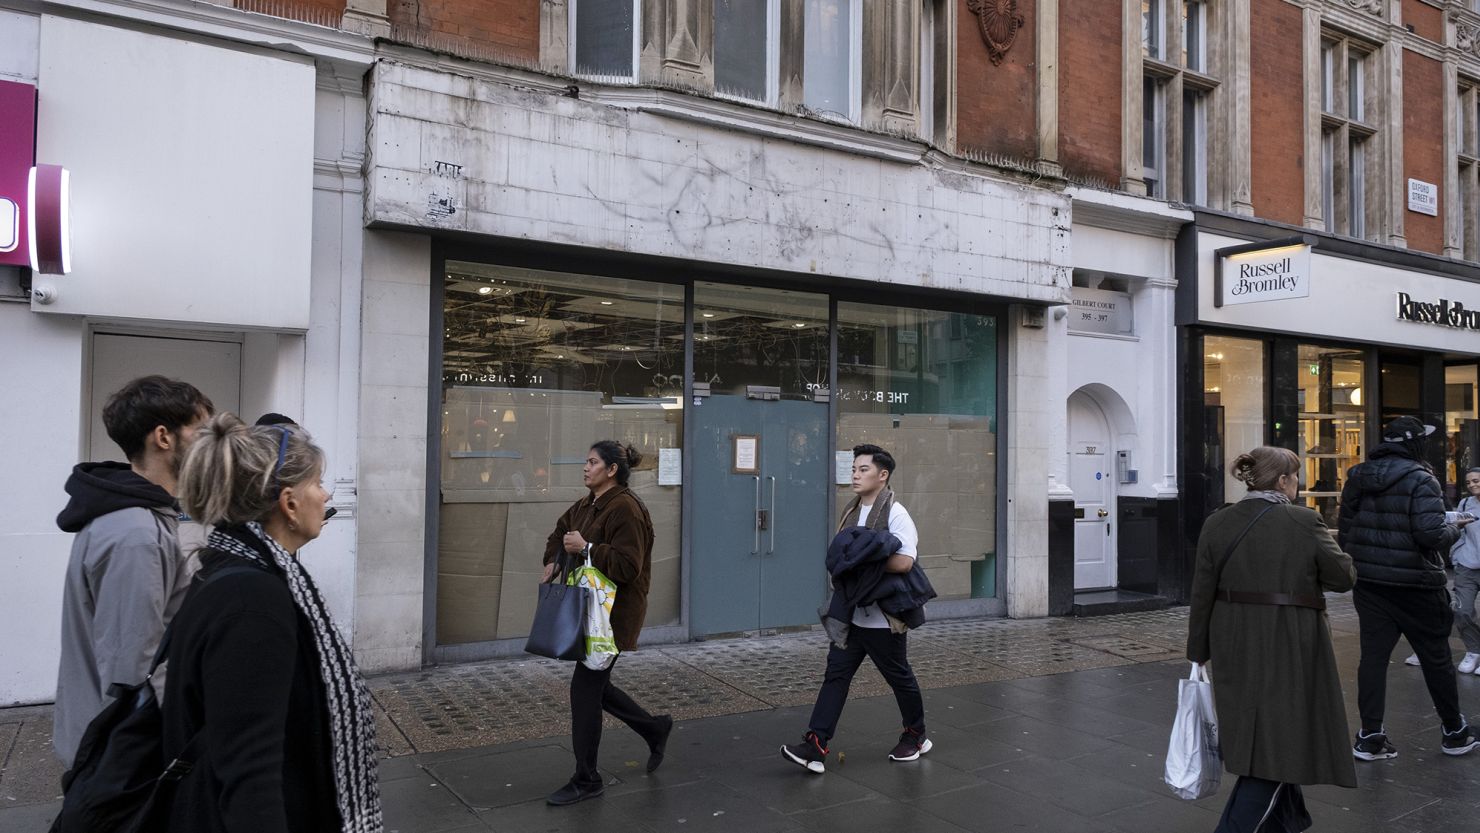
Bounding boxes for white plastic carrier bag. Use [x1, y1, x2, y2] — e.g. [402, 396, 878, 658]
[1164, 662, 1222, 800]
[568, 553, 619, 671]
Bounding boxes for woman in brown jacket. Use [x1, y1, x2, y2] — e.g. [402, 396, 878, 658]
[1187, 447, 1357, 832]
[541, 441, 673, 806]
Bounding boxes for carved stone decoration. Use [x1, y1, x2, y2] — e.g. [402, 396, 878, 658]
[1338, 0, 1382, 15]
[1454, 15, 1480, 58]
[967, 0, 1026, 66]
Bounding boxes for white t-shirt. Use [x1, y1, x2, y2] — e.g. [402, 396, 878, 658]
[851, 502, 919, 629]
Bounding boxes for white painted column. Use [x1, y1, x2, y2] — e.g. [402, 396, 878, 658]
[1006, 308, 1051, 619]
[354, 231, 431, 672]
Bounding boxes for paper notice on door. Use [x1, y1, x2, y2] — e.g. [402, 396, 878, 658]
[733, 435, 759, 473]
[658, 447, 681, 486]
[835, 451, 853, 485]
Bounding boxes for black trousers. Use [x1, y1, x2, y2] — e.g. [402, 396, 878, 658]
[1214, 777, 1311, 833]
[1353, 582, 1462, 733]
[807, 627, 924, 745]
[570, 659, 663, 787]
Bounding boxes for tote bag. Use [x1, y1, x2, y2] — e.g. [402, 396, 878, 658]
[524, 556, 587, 662]
[1164, 662, 1222, 800]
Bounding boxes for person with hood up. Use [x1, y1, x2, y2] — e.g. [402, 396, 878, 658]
[1339, 415, 1479, 760]
[52, 375, 213, 768]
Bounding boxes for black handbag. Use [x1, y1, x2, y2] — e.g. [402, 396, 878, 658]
[50, 565, 257, 833]
[524, 554, 587, 661]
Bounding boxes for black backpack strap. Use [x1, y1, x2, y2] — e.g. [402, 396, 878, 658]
[147, 563, 266, 678]
[1212, 503, 1279, 584]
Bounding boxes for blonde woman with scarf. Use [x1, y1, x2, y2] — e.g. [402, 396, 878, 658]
[782, 444, 929, 774]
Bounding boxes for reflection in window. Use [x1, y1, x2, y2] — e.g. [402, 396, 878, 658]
[693, 282, 828, 399]
[573, 0, 639, 81]
[803, 0, 859, 122]
[1203, 336, 1265, 513]
[836, 303, 998, 601]
[1446, 365, 1479, 504]
[437, 263, 683, 645]
[1297, 345, 1364, 527]
[715, 0, 775, 103]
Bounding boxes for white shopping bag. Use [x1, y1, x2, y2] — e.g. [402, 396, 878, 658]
[1164, 662, 1222, 800]
[568, 554, 619, 671]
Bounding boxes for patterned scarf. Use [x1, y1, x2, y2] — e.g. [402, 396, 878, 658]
[1242, 489, 1292, 505]
[837, 487, 895, 534]
[207, 523, 383, 833]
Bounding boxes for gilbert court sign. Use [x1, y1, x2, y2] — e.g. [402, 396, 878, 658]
[1215, 242, 1312, 307]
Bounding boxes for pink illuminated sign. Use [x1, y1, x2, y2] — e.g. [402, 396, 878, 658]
[0, 80, 37, 267]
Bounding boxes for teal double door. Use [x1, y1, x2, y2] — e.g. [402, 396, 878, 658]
[690, 393, 830, 636]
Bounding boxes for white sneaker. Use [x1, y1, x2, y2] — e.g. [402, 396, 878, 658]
[1404, 653, 1421, 666]
[1460, 653, 1480, 675]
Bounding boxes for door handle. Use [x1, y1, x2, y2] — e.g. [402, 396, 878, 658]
[767, 475, 777, 554]
[1097, 508, 1109, 518]
[752, 475, 761, 555]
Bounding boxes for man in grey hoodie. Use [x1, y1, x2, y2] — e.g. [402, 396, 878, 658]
[53, 375, 213, 768]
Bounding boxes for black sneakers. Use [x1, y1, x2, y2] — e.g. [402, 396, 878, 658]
[888, 729, 933, 762]
[1352, 730, 1398, 761]
[1442, 723, 1480, 756]
[781, 732, 828, 774]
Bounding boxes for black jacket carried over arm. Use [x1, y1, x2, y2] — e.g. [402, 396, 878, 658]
[1338, 442, 1460, 589]
[822, 527, 938, 635]
[161, 546, 340, 833]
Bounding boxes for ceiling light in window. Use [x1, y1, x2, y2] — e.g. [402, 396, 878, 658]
[477, 286, 493, 295]
[792, 323, 807, 329]
[513, 317, 526, 324]
[600, 300, 615, 306]
[701, 312, 715, 318]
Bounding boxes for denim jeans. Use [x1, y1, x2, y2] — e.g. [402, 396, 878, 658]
[1454, 564, 1480, 654]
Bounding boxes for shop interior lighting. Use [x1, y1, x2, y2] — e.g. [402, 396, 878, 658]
[600, 300, 614, 305]
[477, 286, 494, 295]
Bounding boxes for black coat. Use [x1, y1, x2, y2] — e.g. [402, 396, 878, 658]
[1338, 443, 1458, 588]
[161, 547, 340, 833]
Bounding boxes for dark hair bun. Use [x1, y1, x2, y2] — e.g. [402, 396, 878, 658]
[1231, 453, 1257, 484]
[624, 444, 643, 468]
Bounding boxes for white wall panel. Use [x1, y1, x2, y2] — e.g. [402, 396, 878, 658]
[30, 17, 315, 329]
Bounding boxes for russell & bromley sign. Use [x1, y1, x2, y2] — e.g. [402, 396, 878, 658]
[1213, 237, 1313, 308]
[1396, 293, 1480, 331]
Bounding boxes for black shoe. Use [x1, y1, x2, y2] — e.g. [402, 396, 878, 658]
[1442, 723, 1480, 756]
[546, 780, 605, 806]
[888, 729, 933, 762]
[647, 715, 674, 773]
[1353, 730, 1398, 761]
[781, 731, 827, 774]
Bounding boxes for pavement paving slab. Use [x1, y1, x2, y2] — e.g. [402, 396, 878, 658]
[9, 594, 1480, 833]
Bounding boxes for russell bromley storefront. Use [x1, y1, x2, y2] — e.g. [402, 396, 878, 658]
[1176, 210, 1480, 596]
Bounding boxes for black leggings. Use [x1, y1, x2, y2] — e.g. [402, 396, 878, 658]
[570, 659, 664, 787]
[1215, 777, 1311, 833]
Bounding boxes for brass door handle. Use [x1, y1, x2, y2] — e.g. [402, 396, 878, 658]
[1097, 508, 1109, 518]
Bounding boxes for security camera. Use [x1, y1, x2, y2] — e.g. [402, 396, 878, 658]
[31, 286, 57, 305]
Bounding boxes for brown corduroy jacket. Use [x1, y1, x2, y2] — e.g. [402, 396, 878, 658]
[543, 486, 654, 651]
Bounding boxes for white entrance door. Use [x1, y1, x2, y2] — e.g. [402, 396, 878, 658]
[88, 333, 242, 462]
[1069, 391, 1116, 589]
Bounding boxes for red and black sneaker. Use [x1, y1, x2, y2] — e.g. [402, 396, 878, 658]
[781, 731, 828, 774]
[888, 728, 933, 762]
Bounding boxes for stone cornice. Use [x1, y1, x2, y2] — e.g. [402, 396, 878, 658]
[1066, 187, 1193, 239]
[0, 0, 374, 65]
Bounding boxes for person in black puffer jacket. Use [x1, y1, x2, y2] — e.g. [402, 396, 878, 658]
[1338, 416, 1477, 761]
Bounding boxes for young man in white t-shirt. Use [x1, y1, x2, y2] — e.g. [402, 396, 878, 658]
[781, 444, 928, 774]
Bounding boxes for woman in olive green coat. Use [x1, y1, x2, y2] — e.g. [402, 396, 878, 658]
[1187, 447, 1357, 832]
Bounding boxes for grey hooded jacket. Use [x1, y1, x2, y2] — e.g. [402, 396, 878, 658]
[52, 462, 195, 768]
